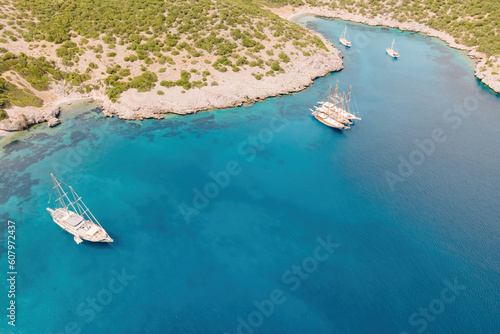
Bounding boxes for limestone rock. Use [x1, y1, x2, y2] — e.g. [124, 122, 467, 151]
[47, 117, 61, 127]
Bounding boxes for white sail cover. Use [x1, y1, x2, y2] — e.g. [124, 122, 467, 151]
[66, 214, 84, 227]
[86, 225, 100, 237]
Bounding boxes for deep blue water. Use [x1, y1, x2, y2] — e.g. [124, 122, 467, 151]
[1, 16, 499, 334]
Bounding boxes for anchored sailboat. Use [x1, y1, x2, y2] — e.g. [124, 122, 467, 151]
[339, 26, 352, 47]
[386, 39, 399, 58]
[311, 81, 360, 130]
[47, 174, 113, 244]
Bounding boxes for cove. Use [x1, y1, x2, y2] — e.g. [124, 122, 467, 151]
[0, 16, 499, 334]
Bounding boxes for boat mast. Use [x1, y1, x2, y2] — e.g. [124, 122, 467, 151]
[341, 92, 345, 112]
[69, 186, 105, 229]
[68, 186, 85, 217]
[327, 86, 332, 115]
[346, 86, 351, 112]
[334, 81, 339, 111]
[51, 174, 79, 213]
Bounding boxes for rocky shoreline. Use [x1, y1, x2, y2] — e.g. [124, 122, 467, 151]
[275, 6, 500, 94]
[2, 5, 498, 137]
[101, 48, 343, 120]
[0, 34, 343, 135]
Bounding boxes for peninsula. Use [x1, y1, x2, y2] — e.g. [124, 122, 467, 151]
[0, 0, 498, 133]
[0, 0, 343, 133]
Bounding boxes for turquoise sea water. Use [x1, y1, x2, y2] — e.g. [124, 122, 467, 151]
[1, 16, 499, 334]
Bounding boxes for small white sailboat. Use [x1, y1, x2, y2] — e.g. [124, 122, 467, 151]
[386, 39, 399, 58]
[339, 26, 352, 47]
[47, 174, 113, 244]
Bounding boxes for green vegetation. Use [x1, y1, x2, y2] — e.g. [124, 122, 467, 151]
[10, 0, 319, 53]
[0, 0, 336, 112]
[212, 56, 233, 72]
[271, 61, 281, 71]
[160, 70, 206, 91]
[0, 77, 43, 119]
[65, 71, 90, 87]
[278, 51, 290, 63]
[56, 41, 81, 64]
[254, 0, 304, 7]
[0, 53, 62, 90]
[6, 0, 325, 72]
[252, 72, 263, 80]
[105, 71, 158, 101]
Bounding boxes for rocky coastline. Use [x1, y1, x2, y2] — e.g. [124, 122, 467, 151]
[0, 34, 343, 135]
[2, 5, 499, 137]
[275, 6, 500, 94]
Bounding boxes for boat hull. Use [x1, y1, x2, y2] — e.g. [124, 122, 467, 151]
[318, 102, 361, 121]
[339, 38, 351, 47]
[312, 113, 345, 129]
[386, 48, 399, 58]
[47, 208, 113, 243]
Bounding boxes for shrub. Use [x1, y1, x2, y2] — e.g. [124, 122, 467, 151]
[130, 71, 158, 92]
[56, 41, 80, 62]
[118, 68, 131, 77]
[278, 52, 290, 63]
[160, 80, 175, 87]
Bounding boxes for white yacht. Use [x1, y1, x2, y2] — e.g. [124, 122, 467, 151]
[386, 39, 400, 58]
[339, 26, 352, 47]
[47, 174, 113, 244]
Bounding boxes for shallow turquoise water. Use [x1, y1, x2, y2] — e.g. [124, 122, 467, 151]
[0, 16, 499, 334]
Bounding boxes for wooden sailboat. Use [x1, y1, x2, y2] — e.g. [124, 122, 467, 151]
[310, 108, 346, 129]
[311, 82, 360, 130]
[47, 174, 113, 244]
[386, 39, 399, 58]
[339, 26, 352, 47]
